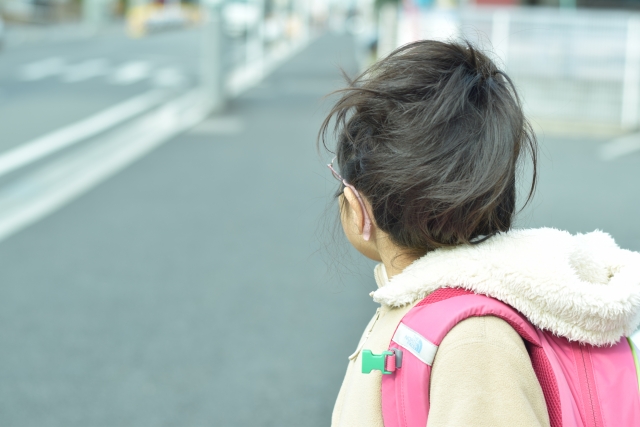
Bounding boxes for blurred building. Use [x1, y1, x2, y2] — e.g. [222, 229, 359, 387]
[364, 0, 640, 135]
[469, 0, 640, 7]
[0, 0, 80, 23]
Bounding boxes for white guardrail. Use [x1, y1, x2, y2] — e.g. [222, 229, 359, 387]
[395, 7, 640, 132]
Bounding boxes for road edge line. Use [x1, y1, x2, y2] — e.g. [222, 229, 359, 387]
[0, 90, 209, 243]
[0, 89, 167, 178]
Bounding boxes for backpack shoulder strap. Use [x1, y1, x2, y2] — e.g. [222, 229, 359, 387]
[380, 288, 546, 427]
[380, 288, 640, 427]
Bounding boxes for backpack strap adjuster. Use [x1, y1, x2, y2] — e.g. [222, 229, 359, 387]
[362, 348, 403, 375]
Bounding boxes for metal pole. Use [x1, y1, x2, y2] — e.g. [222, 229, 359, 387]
[295, 0, 310, 43]
[83, 0, 110, 30]
[246, 0, 265, 70]
[200, 0, 226, 113]
[621, 17, 640, 129]
[491, 10, 510, 70]
[377, 2, 398, 59]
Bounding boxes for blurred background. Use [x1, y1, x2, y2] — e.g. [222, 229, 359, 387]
[0, 0, 638, 425]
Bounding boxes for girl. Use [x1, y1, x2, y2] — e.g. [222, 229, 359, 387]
[320, 40, 640, 427]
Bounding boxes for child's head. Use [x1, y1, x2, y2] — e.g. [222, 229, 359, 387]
[320, 40, 537, 258]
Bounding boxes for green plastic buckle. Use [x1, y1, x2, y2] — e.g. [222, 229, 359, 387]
[362, 350, 394, 374]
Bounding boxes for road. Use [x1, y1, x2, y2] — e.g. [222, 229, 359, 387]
[519, 134, 640, 252]
[0, 29, 378, 427]
[0, 27, 638, 427]
[0, 27, 200, 151]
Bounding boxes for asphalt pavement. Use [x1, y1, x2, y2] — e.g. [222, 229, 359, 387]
[0, 32, 378, 427]
[0, 27, 199, 150]
[518, 133, 640, 252]
[0, 28, 638, 427]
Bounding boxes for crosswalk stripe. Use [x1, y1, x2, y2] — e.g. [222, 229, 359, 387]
[152, 67, 186, 88]
[19, 57, 66, 81]
[109, 61, 152, 85]
[18, 58, 189, 87]
[62, 59, 110, 83]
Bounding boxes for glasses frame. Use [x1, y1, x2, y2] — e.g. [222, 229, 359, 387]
[327, 157, 372, 241]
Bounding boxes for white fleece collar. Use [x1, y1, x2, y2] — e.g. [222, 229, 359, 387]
[372, 228, 640, 346]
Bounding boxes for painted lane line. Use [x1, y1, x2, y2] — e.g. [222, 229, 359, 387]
[152, 68, 187, 88]
[189, 116, 243, 135]
[62, 59, 110, 83]
[600, 133, 640, 161]
[0, 90, 209, 243]
[0, 38, 314, 242]
[0, 90, 167, 178]
[109, 61, 152, 85]
[19, 57, 66, 81]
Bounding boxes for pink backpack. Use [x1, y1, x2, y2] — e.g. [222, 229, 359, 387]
[363, 288, 640, 427]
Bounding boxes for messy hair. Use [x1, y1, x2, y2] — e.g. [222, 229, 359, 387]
[319, 40, 537, 253]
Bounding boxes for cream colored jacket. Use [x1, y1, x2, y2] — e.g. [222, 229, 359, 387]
[332, 228, 640, 427]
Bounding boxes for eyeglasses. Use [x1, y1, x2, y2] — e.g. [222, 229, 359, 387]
[327, 157, 372, 241]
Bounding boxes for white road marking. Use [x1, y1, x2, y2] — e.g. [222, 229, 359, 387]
[0, 90, 210, 243]
[190, 116, 243, 135]
[599, 133, 640, 161]
[62, 59, 110, 83]
[19, 57, 66, 81]
[152, 67, 186, 88]
[0, 35, 314, 243]
[109, 61, 152, 85]
[0, 90, 167, 178]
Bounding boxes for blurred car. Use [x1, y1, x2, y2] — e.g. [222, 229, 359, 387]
[126, 1, 201, 37]
[144, 4, 189, 32]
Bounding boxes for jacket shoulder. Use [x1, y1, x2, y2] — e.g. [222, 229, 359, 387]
[438, 315, 529, 355]
[428, 316, 550, 427]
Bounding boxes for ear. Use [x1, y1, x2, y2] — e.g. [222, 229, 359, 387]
[343, 186, 365, 236]
[340, 188, 381, 262]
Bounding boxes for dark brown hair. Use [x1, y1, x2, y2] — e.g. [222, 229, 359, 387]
[319, 40, 537, 254]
